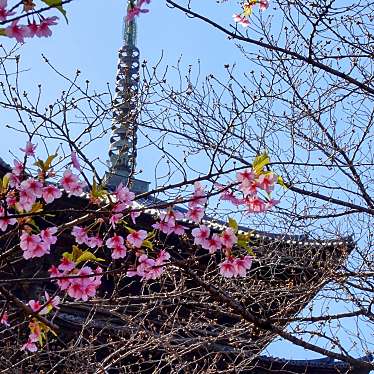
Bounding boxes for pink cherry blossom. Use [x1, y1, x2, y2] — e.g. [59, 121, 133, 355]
[44, 291, 60, 310]
[20, 232, 41, 253]
[191, 225, 210, 247]
[205, 233, 222, 253]
[246, 196, 266, 213]
[27, 20, 38, 37]
[40, 227, 57, 245]
[0, 0, 15, 21]
[12, 159, 23, 176]
[6, 172, 20, 188]
[28, 299, 43, 313]
[186, 205, 204, 223]
[72, 226, 89, 245]
[234, 256, 253, 277]
[127, 229, 147, 248]
[20, 141, 36, 156]
[60, 169, 86, 196]
[23, 241, 49, 259]
[109, 213, 123, 228]
[71, 151, 81, 171]
[106, 235, 124, 248]
[0, 311, 9, 327]
[17, 187, 36, 212]
[259, 0, 269, 11]
[257, 173, 277, 194]
[126, 0, 150, 21]
[36, 16, 58, 38]
[111, 243, 127, 259]
[189, 181, 207, 207]
[0, 207, 17, 232]
[58, 256, 75, 272]
[42, 185, 62, 204]
[220, 228, 238, 249]
[21, 178, 43, 198]
[237, 169, 255, 184]
[233, 14, 250, 27]
[87, 236, 103, 248]
[114, 183, 135, 206]
[21, 338, 38, 352]
[219, 258, 237, 278]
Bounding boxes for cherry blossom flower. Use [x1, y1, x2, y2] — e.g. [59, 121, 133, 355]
[127, 229, 147, 248]
[23, 241, 49, 259]
[219, 258, 237, 278]
[20, 232, 41, 255]
[106, 235, 124, 248]
[246, 196, 266, 213]
[40, 227, 57, 245]
[0, 0, 15, 21]
[27, 20, 38, 37]
[109, 213, 123, 228]
[234, 256, 253, 277]
[58, 255, 75, 272]
[0, 206, 16, 232]
[70, 151, 81, 171]
[36, 16, 58, 38]
[106, 234, 127, 258]
[60, 169, 86, 196]
[21, 178, 43, 198]
[67, 266, 102, 301]
[128, 250, 170, 280]
[257, 172, 277, 194]
[233, 13, 250, 27]
[191, 225, 210, 247]
[12, 159, 23, 176]
[21, 338, 38, 352]
[44, 291, 60, 310]
[114, 183, 135, 206]
[205, 233, 222, 253]
[220, 228, 238, 249]
[86, 236, 103, 249]
[72, 226, 89, 245]
[6, 172, 20, 188]
[42, 185, 62, 204]
[186, 205, 204, 223]
[259, 0, 269, 11]
[28, 299, 43, 314]
[126, 0, 151, 21]
[111, 243, 127, 259]
[18, 187, 36, 212]
[237, 169, 255, 184]
[20, 141, 36, 156]
[0, 311, 9, 327]
[189, 181, 207, 207]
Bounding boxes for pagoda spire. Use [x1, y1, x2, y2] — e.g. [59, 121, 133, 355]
[107, 2, 149, 193]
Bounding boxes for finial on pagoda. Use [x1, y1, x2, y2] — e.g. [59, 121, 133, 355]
[106, 2, 150, 193]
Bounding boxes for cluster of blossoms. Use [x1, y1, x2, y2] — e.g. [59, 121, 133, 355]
[20, 227, 57, 259]
[127, 250, 170, 280]
[22, 291, 60, 352]
[5, 142, 85, 216]
[0, 0, 60, 43]
[126, 0, 151, 21]
[232, 0, 269, 27]
[49, 259, 103, 302]
[192, 224, 252, 278]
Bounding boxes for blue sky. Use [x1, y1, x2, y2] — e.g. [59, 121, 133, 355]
[0, 0, 366, 362]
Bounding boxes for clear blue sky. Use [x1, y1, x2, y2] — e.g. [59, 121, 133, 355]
[0, 0, 364, 362]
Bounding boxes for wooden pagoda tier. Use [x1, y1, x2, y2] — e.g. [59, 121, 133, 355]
[0, 176, 361, 373]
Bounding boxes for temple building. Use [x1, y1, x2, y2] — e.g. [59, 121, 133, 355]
[0, 2, 372, 373]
